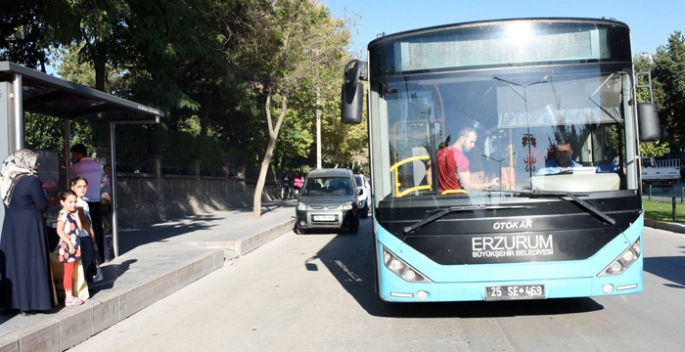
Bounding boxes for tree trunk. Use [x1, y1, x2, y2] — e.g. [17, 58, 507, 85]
[94, 41, 107, 92]
[252, 137, 277, 219]
[252, 90, 288, 219]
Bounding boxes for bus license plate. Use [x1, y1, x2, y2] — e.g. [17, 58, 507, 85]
[485, 285, 545, 301]
[313, 215, 335, 221]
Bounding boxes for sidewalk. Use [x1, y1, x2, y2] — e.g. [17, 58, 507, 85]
[0, 200, 297, 351]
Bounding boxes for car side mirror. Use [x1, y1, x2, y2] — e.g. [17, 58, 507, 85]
[358, 189, 363, 195]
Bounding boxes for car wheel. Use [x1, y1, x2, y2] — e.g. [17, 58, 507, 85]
[295, 227, 307, 235]
[349, 213, 360, 234]
[360, 205, 369, 218]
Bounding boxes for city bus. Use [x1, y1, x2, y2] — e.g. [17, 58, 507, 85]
[340, 18, 660, 302]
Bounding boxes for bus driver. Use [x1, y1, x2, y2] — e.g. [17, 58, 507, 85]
[536, 139, 582, 175]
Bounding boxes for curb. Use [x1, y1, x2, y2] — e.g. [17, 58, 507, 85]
[0, 249, 224, 352]
[191, 218, 296, 256]
[644, 218, 685, 234]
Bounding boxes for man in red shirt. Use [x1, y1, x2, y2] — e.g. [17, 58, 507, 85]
[433, 127, 499, 194]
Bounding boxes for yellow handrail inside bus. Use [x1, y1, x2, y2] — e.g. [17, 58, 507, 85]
[389, 155, 431, 198]
[397, 185, 432, 197]
[441, 189, 467, 195]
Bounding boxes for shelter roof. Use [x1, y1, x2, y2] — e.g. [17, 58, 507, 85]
[0, 61, 163, 121]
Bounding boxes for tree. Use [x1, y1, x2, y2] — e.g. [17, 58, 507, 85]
[652, 31, 685, 153]
[226, 0, 350, 218]
[0, 0, 79, 71]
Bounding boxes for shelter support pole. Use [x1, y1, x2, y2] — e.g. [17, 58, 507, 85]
[316, 86, 321, 169]
[12, 73, 23, 150]
[64, 119, 71, 188]
[110, 122, 119, 258]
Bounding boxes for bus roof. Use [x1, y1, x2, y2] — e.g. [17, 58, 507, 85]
[368, 17, 629, 49]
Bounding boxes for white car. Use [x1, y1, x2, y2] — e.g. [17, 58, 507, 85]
[354, 174, 371, 218]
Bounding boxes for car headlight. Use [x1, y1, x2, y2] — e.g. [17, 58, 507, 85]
[343, 201, 354, 210]
[297, 202, 307, 211]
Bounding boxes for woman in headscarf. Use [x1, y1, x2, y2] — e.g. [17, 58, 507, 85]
[0, 149, 56, 314]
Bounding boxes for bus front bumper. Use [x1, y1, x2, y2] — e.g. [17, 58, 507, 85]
[377, 258, 643, 302]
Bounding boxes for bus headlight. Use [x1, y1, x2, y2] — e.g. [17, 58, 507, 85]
[382, 247, 432, 282]
[599, 238, 641, 276]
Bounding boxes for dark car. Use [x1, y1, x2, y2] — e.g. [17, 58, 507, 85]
[295, 168, 360, 234]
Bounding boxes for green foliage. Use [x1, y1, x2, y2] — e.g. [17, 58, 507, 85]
[164, 131, 196, 167]
[640, 140, 671, 158]
[652, 32, 685, 152]
[148, 124, 171, 155]
[0, 0, 80, 71]
[24, 113, 63, 152]
[177, 115, 202, 135]
[196, 135, 222, 171]
[114, 125, 150, 167]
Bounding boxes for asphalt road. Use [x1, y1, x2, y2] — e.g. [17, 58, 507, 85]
[71, 219, 685, 352]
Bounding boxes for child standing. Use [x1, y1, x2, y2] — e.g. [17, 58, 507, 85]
[56, 190, 84, 306]
[71, 177, 96, 283]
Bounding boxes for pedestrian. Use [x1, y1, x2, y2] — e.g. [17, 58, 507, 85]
[70, 144, 108, 262]
[283, 173, 291, 200]
[71, 177, 96, 284]
[293, 173, 304, 199]
[55, 190, 84, 307]
[0, 149, 56, 315]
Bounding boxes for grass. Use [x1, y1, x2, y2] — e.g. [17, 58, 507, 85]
[642, 198, 685, 225]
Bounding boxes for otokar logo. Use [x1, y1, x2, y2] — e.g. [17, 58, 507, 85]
[493, 219, 532, 230]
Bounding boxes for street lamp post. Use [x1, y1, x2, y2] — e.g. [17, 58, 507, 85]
[317, 85, 321, 169]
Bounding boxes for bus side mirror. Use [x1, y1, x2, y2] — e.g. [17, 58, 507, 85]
[637, 103, 660, 141]
[341, 60, 367, 125]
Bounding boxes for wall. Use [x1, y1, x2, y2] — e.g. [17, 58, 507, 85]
[113, 157, 281, 227]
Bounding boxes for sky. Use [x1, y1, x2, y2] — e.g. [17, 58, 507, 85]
[325, 0, 685, 57]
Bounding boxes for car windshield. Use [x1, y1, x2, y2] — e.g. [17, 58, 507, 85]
[302, 177, 353, 196]
[355, 176, 363, 187]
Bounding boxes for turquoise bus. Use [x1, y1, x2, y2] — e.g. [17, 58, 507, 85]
[341, 18, 660, 302]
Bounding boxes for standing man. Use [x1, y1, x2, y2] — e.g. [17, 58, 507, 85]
[432, 126, 499, 193]
[71, 144, 107, 262]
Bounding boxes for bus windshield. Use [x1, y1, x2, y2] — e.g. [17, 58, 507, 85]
[370, 63, 637, 205]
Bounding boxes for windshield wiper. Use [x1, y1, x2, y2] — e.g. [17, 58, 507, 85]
[496, 190, 616, 226]
[403, 205, 536, 234]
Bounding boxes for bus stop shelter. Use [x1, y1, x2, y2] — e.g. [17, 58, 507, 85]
[0, 61, 163, 258]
